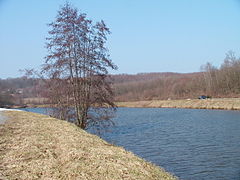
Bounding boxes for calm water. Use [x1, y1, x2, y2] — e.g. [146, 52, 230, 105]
[21, 107, 240, 180]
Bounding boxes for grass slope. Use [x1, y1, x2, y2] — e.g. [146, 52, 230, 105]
[116, 98, 240, 110]
[0, 111, 176, 180]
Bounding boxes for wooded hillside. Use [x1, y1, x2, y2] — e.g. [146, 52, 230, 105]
[113, 51, 240, 101]
[1, 51, 240, 105]
[112, 72, 205, 101]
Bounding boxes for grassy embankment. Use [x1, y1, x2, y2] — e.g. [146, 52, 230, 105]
[0, 111, 176, 180]
[116, 98, 240, 110]
[21, 98, 240, 110]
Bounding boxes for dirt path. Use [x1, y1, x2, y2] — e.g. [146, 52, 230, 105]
[0, 108, 22, 124]
[0, 112, 6, 124]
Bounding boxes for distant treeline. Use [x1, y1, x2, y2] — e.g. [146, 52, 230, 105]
[113, 51, 240, 101]
[113, 72, 205, 101]
[200, 51, 240, 97]
[1, 51, 240, 105]
[0, 77, 40, 106]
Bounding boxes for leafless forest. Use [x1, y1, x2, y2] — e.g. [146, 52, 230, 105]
[1, 51, 240, 106]
[114, 51, 240, 101]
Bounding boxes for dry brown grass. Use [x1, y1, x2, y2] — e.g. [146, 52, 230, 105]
[0, 111, 176, 180]
[116, 98, 240, 110]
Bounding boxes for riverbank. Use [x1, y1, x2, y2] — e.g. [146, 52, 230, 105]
[116, 98, 240, 110]
[0, 111, 176, 180]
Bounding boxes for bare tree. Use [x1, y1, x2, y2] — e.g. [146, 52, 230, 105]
[41, 3, 117, 131]
[220, 51, 240, 94]
[200, 62, 218, 96]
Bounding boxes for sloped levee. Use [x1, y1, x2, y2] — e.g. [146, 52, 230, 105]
[0, 111, 176, 180]
[116, 98, 240, 110]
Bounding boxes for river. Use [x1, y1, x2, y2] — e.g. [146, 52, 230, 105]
[21, 107, 240, 180]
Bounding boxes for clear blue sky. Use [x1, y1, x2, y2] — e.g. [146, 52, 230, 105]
[1, 0, 240, 78]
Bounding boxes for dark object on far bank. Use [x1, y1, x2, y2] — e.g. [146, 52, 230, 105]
[198, 95, 211, 99]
